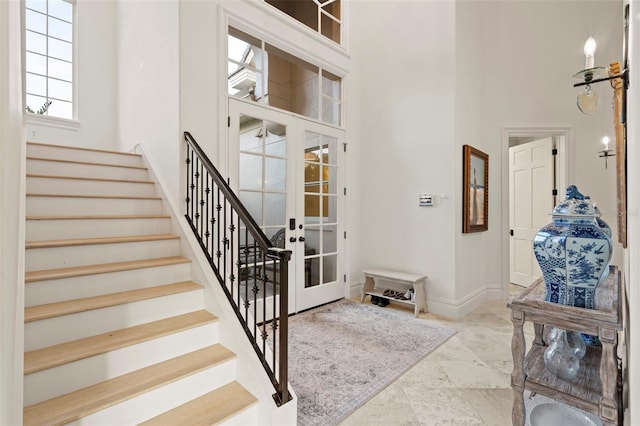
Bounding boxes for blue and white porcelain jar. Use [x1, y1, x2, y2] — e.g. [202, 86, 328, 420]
[533, 185, 613, 310]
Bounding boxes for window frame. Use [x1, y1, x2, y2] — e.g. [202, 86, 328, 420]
[227, 25, 344, 128]
[23, 0, 77, 122]
[264, 0, 343, 46]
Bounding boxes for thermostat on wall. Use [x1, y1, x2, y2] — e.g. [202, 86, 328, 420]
[419, 194, 434, 206]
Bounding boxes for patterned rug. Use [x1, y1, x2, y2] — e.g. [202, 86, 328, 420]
[286, 299, 457, 426]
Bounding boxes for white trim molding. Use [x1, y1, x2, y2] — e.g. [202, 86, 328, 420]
[350, 281, 501, 320]
[25, 113, 80, 131]
[428, 286, 494, 319]
[222, 1, 351, 77]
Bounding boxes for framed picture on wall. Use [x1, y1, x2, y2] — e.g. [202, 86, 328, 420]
[463, 144, 489, 233]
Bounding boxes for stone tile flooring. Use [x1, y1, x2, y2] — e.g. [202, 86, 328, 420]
[341, 285, 534, 426]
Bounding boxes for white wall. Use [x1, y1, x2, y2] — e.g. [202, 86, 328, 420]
[349, 0, 623, 318]
[26, 0, 118, 150]
[453, 1, 623, 311]
[116, 0, 180, 202]
[0, 1, 25, 424]
[179, 0, 220, 167]
[350, 0, 458, 310]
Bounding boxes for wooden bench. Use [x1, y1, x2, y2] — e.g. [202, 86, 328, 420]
[361, 268, 427, 317]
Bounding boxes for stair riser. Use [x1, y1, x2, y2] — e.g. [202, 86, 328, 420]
[27, 159, 149, 181]
[25, 289, 205, 351]
[26, 217, 171, 240]
[26, 238, 180, 271]
[27, 144, 144, 167]
[26, 196, 163, 216]
[27, 176, 156, 197]
[221, 405, 258, 426]
[25, 262, 192, 306]
[24, 323, 221, 406]
[66, 363, 237, 426]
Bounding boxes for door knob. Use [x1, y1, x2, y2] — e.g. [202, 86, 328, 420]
[298, 237, 306, 242]
[289, 237, 297, 243]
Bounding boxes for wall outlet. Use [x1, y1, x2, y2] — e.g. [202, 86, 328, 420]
[30, 129, 38, 139]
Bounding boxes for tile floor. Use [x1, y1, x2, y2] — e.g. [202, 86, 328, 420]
[341, 285, 534, 426]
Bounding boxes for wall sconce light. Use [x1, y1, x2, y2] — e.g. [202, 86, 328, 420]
[572, 34, 629, 116]
[573, 37, 608, 114]
[598, 136, 615, 169]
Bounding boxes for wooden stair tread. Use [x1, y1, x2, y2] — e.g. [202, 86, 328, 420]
[27, 173, 154, 185]
[26, 233, 179, 249]
[27, 156, 147, 170]
[24, 310, 218, 375]
[25, 281, 203, 323]
[140, 381, 258, 426]
[27, 141, 143, 158]
[26, 214, 171, 221]
[23, 345, 235, 426]
[26, 193, 161, 200]
[25, 256, 191, 283]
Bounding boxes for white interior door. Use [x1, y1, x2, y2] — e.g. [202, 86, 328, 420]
[509, 137, 554, 287]
[294, 120, 345, 312]
[229, 98, 345, 313]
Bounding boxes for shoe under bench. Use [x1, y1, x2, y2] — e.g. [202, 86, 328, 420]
[360, 267, 428, 317]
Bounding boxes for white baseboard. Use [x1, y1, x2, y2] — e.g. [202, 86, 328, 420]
[484, 285, 504, 300]
[349, 281, 363, 299]
[350, 280, 501, 320]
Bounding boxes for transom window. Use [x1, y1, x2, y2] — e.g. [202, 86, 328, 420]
[24, 0, 74, 120]
[228, 27, 342, 126]
[265, 0, 341, 45]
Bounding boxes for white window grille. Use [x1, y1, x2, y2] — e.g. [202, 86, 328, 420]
[24, 0, 74, 120]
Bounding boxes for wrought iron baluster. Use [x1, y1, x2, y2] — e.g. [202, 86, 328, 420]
[216, 187, 222, 272]
[243, 225, 249, 320]
[204, 173, 210, 252]
[262, 251, 268, 356]
[210, 180, 216, 262]
[223, 198, 228, 291]
[210, 183, 220, 265]
[199, 162, 204, 241]
[271, 260, 277, 369]
[194, 158, 201, 236]
[252, 238, 258, 339]
[185, 147, 191, 218]
[189, 148, 195, 221]
[229, 209, 236, 305]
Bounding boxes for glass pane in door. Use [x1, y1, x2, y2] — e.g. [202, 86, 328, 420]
[303, 131, 338, 288]
[238, 116, 287, 234]
[237, 114, 288, 298]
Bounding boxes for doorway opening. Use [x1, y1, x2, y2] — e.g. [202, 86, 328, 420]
[501, 127, 572, 298]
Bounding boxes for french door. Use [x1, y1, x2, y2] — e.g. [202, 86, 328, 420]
[228, 98, 345, 313]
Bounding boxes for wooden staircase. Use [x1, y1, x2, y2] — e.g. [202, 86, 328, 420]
[23, 142, 258, 425]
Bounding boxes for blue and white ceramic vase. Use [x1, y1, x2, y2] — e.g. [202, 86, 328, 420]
[533, 185, 613, 313]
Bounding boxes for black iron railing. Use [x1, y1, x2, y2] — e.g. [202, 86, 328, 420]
[184, 131, 291, 406]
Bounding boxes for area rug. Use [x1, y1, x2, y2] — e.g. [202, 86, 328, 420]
[286, 299, 457, 426]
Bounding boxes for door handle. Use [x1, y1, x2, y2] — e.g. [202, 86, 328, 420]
[289, 237, 297, 243]
[299, 237, 306, 242]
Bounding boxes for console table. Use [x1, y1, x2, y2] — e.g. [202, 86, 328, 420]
[508, 266, 623, 426]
